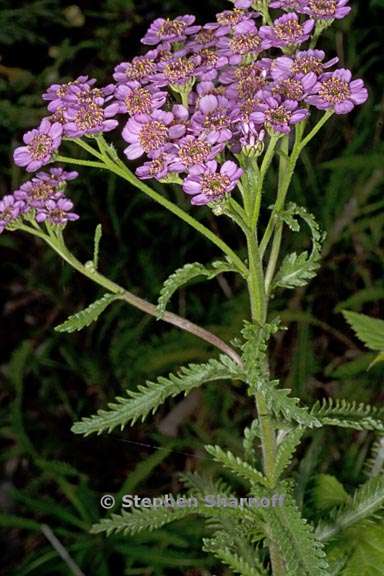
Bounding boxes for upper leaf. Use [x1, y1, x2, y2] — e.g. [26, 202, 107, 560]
[55, 293, 118, 334]
[274, 203, 325, 290]
[157, 260, 239, 318]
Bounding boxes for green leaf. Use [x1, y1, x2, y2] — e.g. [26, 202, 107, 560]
[313, 475, 350, 512]
[317, 476, 384, 542]
[205, 445, 269, 488]
[341, 523, 384, 576]
[310, 399, 384, 432]
[55, 293, 118, 333]
[91, 504, 194, 536]
[241, 322, 320, 427]
[342, 310, 384, 351]
[93, 223, 102, 269]
[273, 427, 305, 484]
[269, 492, 330, 576]
[203, 538, 268, 576]
[274, 204, 325, 290]
[157, 260, 238, 318]
[72, 355, 242, 436]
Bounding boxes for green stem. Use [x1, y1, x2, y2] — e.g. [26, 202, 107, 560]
[22, 227, 243, 366]
[68, 139, 248, 277]
[251, 134, 279, 229]
[55, 155, 105, 169]
[264, 136, 289, 294]
[260, 112, 332, 260]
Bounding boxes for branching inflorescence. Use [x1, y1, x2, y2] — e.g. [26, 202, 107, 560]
[4, 2, 381, 576]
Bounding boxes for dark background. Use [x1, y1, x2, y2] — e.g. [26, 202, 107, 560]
[0, 1, 383, 574]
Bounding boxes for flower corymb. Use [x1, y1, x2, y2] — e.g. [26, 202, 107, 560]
[4, 0, 367, 234]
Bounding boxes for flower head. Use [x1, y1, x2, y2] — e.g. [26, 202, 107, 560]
[35, 198, 79, 226]
[271, 49, 338, 80]
[64, 100, 119, 137]
[122, 110, 174, 160]
[183, 160, 243, 205]
[301, 0, 351, 20]
[142, 15, 200, 46]
[306, 68, 368, 113]
[252, 96, 308, 133]
[13, 118, 63, 172]
[260, 13, 314, 47]
[191, 94, 233, 144]
[14, 168, 78, 208]
[0, 195, 26, 234]
[114, 82, 167, 115]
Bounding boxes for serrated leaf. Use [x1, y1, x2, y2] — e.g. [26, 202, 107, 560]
[269, 492, 330, 576]
[273, 427, 304, 484]
[72, 355, 242, 436]
[313, 475, 350, 512]
[342, 310, 384, 351]
[157, 260, 238, 318]
[274, 203, 325, 290]
[55, 293, 118, 334]
[310, 399, 384, 432]
[317, 476, 384, 541]
[205, 445, 269, 488]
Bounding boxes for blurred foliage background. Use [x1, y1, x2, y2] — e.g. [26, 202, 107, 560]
[0, 0, 383, 574]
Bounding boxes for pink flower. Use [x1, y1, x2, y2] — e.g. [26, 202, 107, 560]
[13, 118, 63, 173]
[183, 160, 242, 205]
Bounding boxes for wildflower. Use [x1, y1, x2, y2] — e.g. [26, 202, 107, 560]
[191, 94, 233, 144]
[271, 72, 317, 100]
[14, 168, 78, 208]
[36, 198, 79, 225]
[13, 118, 63, 173]
[0, 195, 26, 233]
[114, 82, 167, 115]
[141, 15, 200, 46]
[64, 100, 119, 137]
[42, 76, 96, 112]
[169, 135, 222, 172]
[260, 13, 314, 47]
[271, 49, 338, 80]
[113, 56, 158, 85]
[183, 160, 243, 205]
[154, 55, 198, 87]
[306, 68, 368, 113]
[218, 21, 269, 62]
[301, 0, 351, 20]
[252, 96, 309, 133]
[136, 148, 175, 180]
[122, 110, 174, 160]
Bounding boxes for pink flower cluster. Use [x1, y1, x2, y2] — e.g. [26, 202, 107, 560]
[2, 0, 368, 234]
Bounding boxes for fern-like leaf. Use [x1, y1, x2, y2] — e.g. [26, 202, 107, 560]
[310, 399, 384, 432]
[273, 427, 305, 484]
[203, 537, 268, 576]
[269, 492, 330, 576]
[72, 356, 241, 436]
[316, 475, 384, 542]
[157, 260, 239, 318]
[241, 322, 320, 427]
[205, 445, 269, 488]
[91, 504, 194, 536]
[274, 203, 325, 290]
[55, 293, 118, 333]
